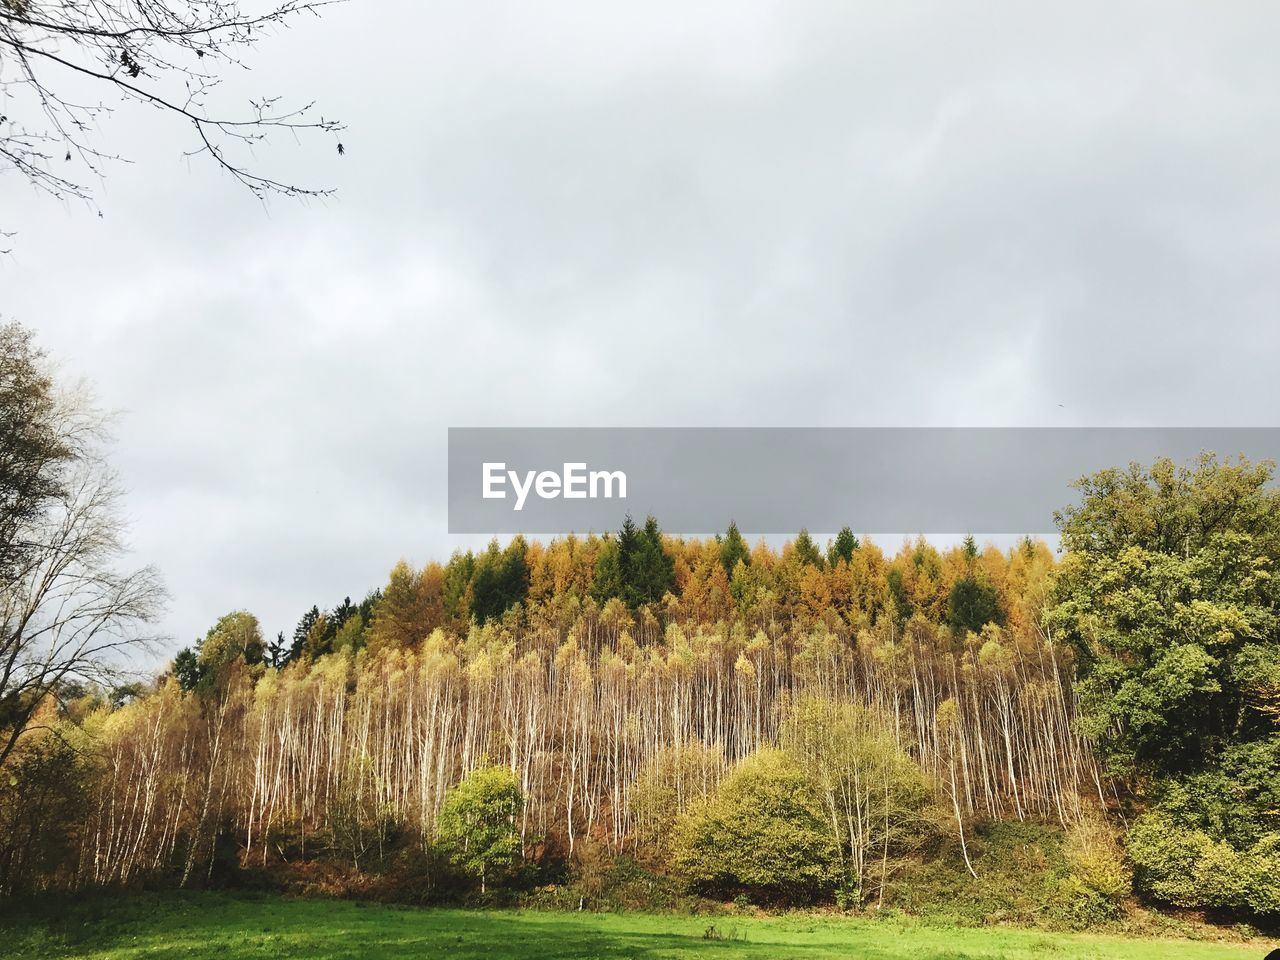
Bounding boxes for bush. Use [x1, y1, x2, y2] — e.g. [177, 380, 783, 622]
[780, 697, 937, 905]
[1126, 813, 1280, 917]
[436, 765, 524, 894]
[890, 820, 1068, 926]
[1063, 816, 1130, 902]
[672, 749, 840, 904]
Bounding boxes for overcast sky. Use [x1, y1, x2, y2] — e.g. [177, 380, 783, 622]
[5, 1, 1280, 659]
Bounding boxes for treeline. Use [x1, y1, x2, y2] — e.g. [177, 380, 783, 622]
[4, 526, 1093, 900]
[192, 520, 1025, 677]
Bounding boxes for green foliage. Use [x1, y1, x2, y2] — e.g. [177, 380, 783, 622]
[436, 765, 524, 893]
[1048, 454, 1280, 917]
[886, 567, 912, 621]
[891, 821, 1079, 929]
[947, 575, 1003, 634]
[672, 749, 839, 904]
[172, 647, 202, 691]
[779, 697, 935, 904]
[828, 527, 859, 566]
[289, 605, 321, 662]
[442, 551, 476, 624]
[592, 516, 674, 610]
[1049, 455, 1280, 776]
[792, 529, 824, 568]
[1126, 813, 1280, 916]
[471, 538, 530, 623]
[589, 537, 623, 604]
[719, 521, 750, 575]
[288, 593, 380, 661]
[628, 517, 675, 609]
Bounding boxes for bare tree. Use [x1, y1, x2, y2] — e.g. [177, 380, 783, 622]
[0, 321, 164, 770]
[0, 0, 344, 215]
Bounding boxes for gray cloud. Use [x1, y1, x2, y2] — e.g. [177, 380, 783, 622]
[5, 1, 1280, 659]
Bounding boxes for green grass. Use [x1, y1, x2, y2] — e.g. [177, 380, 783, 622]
[1, 893, 1270, 960]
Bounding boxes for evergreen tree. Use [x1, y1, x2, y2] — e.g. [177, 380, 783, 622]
[886, 568, 912, 622]
[472, 538, 530, 622]
[590, 537, 623, 603]
[442, 551, 476, 624]
[793, 529, 823, 568]
[267, 631, 287, 668]
[627, 516, 675, 609]
[947, 575, 1002, 634]
[289, 606, 320, 663]
[719, 521, 750, 575]
[172, 648, 201, 691]
[828, 527, 859, 566]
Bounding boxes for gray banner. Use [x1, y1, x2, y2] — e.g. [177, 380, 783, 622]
[447, 428, 1280, 534]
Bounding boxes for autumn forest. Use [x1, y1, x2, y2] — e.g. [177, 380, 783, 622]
[2, 322, 1278, 933]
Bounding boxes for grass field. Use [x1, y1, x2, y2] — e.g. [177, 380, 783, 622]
[0, 893, 1271, 960]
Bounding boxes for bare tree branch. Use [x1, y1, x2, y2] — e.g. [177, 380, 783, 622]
[0, 0, 344, 215]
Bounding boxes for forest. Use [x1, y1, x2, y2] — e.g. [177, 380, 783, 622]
[2, 321, 1278, 933]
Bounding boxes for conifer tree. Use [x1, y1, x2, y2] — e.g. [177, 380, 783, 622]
[793, 529, 824, 568]
[828, 527, 859, 566]
[720, 521, 750, 575]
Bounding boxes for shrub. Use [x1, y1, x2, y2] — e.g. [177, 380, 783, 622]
[436, 765, 524, 894]
[672, 749, 840, 904]
[1126, 812, 1280, 917]
[780, 697, 937, 905]
[1063, 816, 1131, 902]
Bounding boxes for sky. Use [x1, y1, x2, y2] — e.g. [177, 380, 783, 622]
[4, 1, 1280, 660]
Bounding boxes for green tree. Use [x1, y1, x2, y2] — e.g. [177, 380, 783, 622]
[886, 568, 912, 621]
[947, 575, 1003, 634]
[625, 517, 674, 609]
[792, 529, 824, 568]
[1047, 454, 1280, 916]
[596, 515, 674, 610]
[590, 537, 623, 604]
[672, 749, 839, 904]
[828, 527, 859, 566]
[471, 538, 529, 623]
[172, 648, 202, 691]
[436, 765, 524, 894]
[442, 551, 477, 625]
[720, 521, 750, 575]
[288, 605, 321, 662]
